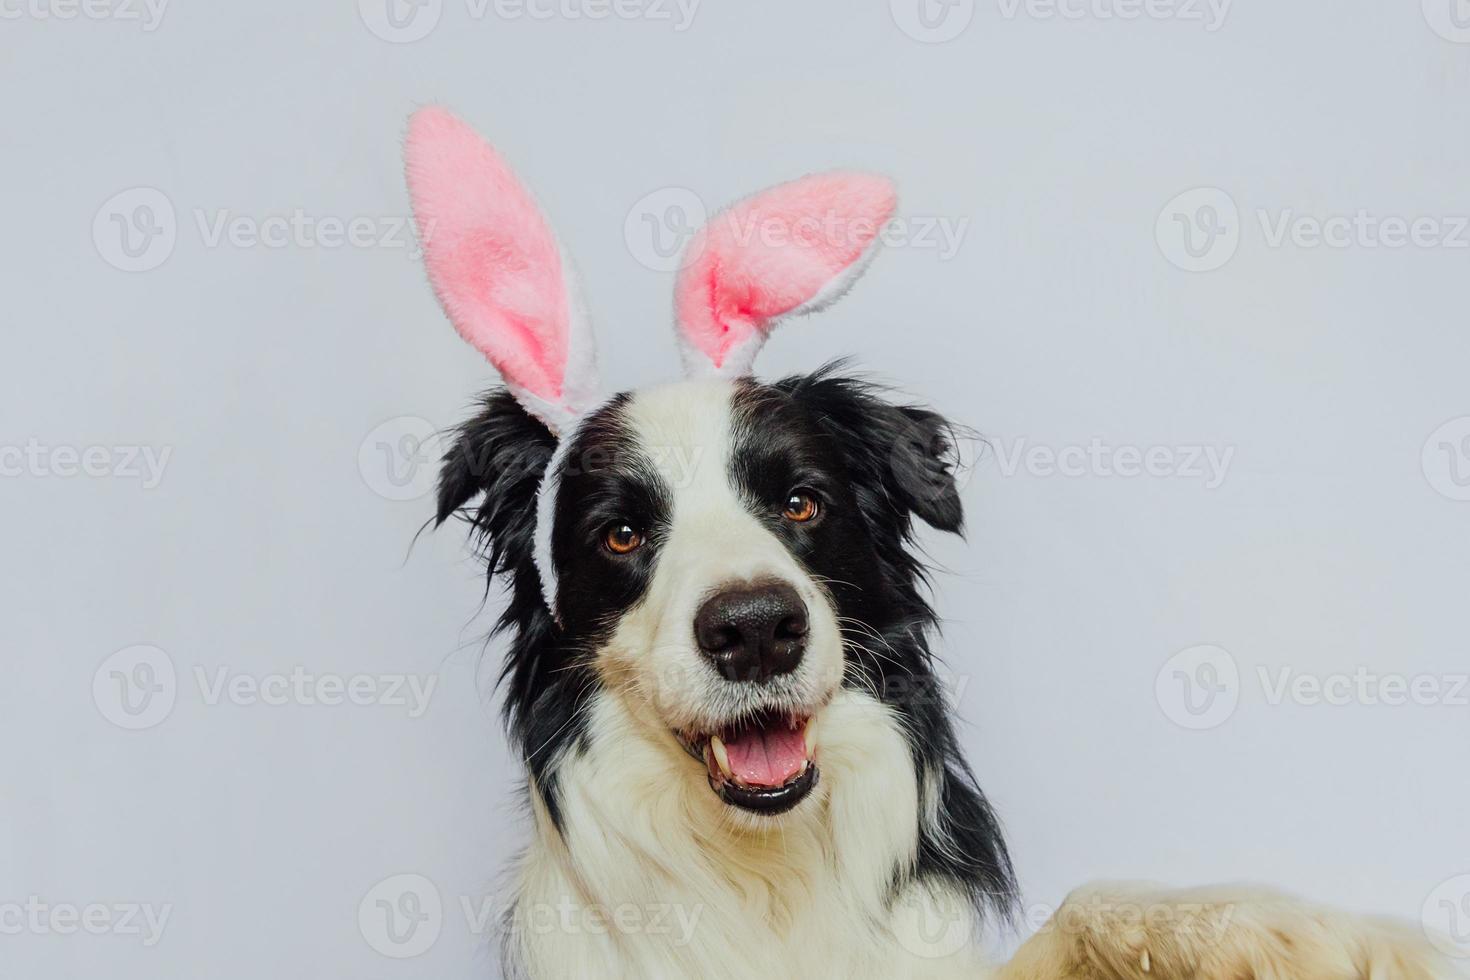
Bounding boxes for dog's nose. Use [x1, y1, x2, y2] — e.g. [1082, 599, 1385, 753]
[694, 582, 809, 682]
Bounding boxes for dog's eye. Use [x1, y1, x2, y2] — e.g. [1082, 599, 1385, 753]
[782, 492, 820, 523]
[603, 523, 644, 555]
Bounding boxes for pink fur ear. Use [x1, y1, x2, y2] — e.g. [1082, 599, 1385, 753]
[673, 172, 897, 377]
[405, 106, 598, 433]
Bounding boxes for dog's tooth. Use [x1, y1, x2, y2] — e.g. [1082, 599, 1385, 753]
[803, 722, 817, 758]
[1140, 950, 1150, 973]
[709, 735, 733, 778]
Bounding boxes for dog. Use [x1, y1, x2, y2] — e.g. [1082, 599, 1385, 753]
[405, 106, 1457, 979]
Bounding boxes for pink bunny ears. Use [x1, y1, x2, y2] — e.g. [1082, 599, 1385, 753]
[404, 106, 898, 432]
[405, 107, 599, 434]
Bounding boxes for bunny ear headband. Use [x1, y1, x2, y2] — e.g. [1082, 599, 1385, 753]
[405, 106, 897, 615]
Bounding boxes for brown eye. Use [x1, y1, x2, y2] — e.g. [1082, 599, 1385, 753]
[782, 492, 820, 523]
[604, 524, 643, 555]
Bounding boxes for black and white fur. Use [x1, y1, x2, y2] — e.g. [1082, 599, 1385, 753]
[438, 367, 1020, 977]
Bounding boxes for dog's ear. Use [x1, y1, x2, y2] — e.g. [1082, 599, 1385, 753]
[435, 389, 557, 576]
[779, 369, 966, 535]
[888, 404, 964, 534]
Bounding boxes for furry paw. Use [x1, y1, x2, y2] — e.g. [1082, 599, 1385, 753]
[1000, 882, 1461, 980]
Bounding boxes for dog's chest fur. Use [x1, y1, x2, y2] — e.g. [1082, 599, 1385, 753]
[506, 690, 991, 980]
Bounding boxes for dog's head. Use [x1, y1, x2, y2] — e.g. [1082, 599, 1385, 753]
[409, 108, 982, 831]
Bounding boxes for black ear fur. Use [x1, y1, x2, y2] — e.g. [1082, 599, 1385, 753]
[889, 405, 965, 534]
[775, 365, 967, 535]
[435, 389, 556, 580]
[436, 390, 593, 831]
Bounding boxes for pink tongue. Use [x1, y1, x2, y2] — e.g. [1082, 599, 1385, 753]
[722, 723, 807, 787]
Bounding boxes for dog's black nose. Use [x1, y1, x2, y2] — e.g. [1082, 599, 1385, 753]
[694, 582, 809, 682]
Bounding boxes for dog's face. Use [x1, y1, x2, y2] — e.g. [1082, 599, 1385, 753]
[439, 368, 965, 820]
[553, 378, 850, 815]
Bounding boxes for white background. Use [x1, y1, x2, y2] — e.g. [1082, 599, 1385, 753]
[3, 1, 1469, 976]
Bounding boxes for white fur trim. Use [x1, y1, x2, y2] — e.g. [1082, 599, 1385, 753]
[531, 416, 584, 619]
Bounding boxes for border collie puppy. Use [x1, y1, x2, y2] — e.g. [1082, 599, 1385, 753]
[406, 107, 1455, 979]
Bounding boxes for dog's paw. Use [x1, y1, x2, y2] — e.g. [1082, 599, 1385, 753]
[1001, 881, 1460, 980]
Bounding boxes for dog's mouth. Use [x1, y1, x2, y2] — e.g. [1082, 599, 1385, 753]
[674, 708, 818, 815]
